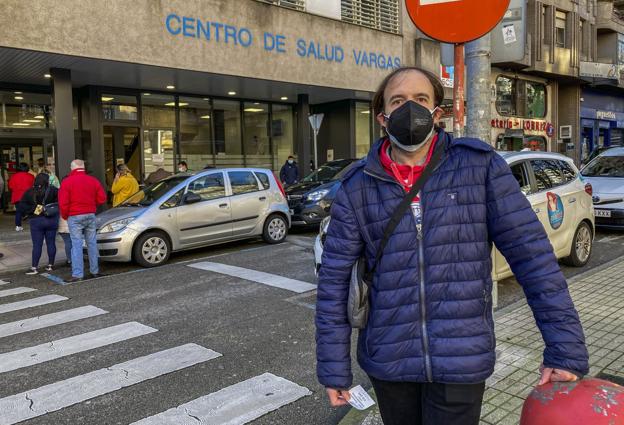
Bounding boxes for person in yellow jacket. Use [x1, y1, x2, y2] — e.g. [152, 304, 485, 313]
[111, 164, 139, 207]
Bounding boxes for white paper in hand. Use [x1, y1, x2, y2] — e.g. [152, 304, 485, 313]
[348, 385, 376, 410]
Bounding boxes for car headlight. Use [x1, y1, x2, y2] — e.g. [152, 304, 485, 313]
[99, 217, 135, 234]
[307, 189, 330, 202]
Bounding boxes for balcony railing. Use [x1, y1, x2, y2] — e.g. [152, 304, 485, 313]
[256, 0, 305, 11]
[341, 0, 400, 34]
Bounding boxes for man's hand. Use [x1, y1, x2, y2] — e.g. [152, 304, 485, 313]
[538, 364, 579, 385]
[326, 388, 351, 407]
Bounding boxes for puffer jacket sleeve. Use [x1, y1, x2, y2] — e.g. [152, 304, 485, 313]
[485, 153, 589, 376]
[316, 185, 364, 389]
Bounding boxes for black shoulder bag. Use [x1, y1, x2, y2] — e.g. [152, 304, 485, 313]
[347, 139, 445, 329]
[42, 186, 59, 218]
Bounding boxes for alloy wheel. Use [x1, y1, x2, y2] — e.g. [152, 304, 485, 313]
[142, 237, 168, 265]
[268, 217, 286, 241]
[575, 225, 592, 264]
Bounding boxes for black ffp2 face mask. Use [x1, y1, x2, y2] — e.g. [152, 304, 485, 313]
[383, 101, 436, 152]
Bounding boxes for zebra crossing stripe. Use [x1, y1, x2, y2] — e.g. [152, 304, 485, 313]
[130, 372, 311, 425]
[0, 280, 10, 286]
[189, 261, 316, 293]
[0, 322, 158, 374]
[0, 295, 67, 315]
[0, 306, 108, 339]
[0, 343, 221, 425]
[0, 287, 37, 298]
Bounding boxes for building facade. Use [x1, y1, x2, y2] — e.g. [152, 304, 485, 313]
[0, 0, 413, 195]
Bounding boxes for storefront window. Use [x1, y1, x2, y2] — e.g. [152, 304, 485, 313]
[0, 91, 51, 129]
[526, 82, 546, 118]
[102, 94, 137, 121]
[179, 97, 213, 171]
[355, 102, 372, 158]
[495, 77, 516, 116]
[243, 102, 270, 169]
[213, 99, 243, 168]
[142, 93, 176, 179]
[271, 104, 294, 171]
[496, 76, 546, 118]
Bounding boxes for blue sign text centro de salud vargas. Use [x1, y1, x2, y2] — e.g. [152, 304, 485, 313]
[164, 13, 402, 70]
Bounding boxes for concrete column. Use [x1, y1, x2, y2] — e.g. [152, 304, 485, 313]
[466, 34, 492, 142]
[296, 94, 312, 176]
[50, 68, 75, 175]
[87, 86, 106, 186]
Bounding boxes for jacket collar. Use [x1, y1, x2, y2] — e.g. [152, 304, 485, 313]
[364, 128, 451, 182]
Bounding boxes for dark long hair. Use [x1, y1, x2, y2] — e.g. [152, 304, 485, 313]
[33, 173, 50, 204]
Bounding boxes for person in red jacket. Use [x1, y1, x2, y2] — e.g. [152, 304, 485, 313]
[59, 159, 107, 283]
[8, 163, 35, 231]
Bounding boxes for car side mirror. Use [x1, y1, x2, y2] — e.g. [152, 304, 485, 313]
[183, 192, 202, 204]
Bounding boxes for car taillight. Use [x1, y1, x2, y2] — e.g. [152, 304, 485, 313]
[584, 183, 593, 196]
[276, 179, 286, 198]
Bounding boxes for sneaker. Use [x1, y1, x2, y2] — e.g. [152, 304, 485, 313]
[15, 226, 23, 232]
[66, 276, 83, 283]
[25, 267, 38, 275]
[45, 265, 53, 272]
[90, 273, 107, 278]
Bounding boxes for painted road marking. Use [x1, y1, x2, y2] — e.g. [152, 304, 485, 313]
[0, 322, 157, 374]
[131, 372, 311, 425]
[0, 306, 108, 339]
[0, 343, 221, 425]
[0, 280, 11, 286]
[189, 262, 316, 293]
[40, 273, 68, 285]
[596, 234, 624, 244]
[0, 287, 37, 298]
[0, 295, 67, 315]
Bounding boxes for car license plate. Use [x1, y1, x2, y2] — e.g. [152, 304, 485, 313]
[595, 209, 612, 218]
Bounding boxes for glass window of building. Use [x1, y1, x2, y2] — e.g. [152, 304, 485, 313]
[495, 76, 516, 116]
[555, 11, 567, 48]
[179, 97, 213, 171]
[213, 99, 243, 168]
[243, 102, 270, 169]
[0, 91, 51, 129]
[102, 94, 137, 121]
[271, 104, 294, 171]
[525, 82, 546, 118]
[355, 102, 372, 159]
[142, 93, 176, 179]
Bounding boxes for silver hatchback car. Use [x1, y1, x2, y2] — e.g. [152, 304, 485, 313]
[94, 168, 290, 267]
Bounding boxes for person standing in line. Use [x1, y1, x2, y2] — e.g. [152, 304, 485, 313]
[8, 163, 35, 232]
[279, 155, 299, 187]
[111, 164, 139, 207]
[59, 159, 107, 282]
[19, 173, 59, 275]
[316, 66, 588, 424]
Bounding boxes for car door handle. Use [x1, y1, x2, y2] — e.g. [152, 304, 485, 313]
[568, 197, 576, 203]
[219, 203, 228, 208]
[259, 196, 266, 201]
[534, 208, 540, 214]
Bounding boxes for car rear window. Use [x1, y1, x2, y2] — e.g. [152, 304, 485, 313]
[254, 172, 271, 190]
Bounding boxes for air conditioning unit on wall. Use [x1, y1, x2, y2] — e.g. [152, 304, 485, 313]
[560, 125, 572, 139]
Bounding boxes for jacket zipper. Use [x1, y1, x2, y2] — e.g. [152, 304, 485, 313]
[415, 201, 433, 382]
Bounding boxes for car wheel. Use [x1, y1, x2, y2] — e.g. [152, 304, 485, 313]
[133, 231, 171, 267]
[562, 222, 592, 267]
[263, 214, 288, 244]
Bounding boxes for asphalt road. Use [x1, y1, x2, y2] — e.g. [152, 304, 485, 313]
[0, 226, 622, 424]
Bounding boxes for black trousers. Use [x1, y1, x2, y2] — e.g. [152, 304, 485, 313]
[369, 376, 485, 425]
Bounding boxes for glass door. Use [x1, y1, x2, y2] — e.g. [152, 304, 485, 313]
[102, 126, 141, 194]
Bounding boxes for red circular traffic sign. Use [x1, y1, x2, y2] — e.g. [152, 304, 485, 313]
[405, 0, 511, 44]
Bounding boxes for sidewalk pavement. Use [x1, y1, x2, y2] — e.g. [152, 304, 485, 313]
[0, 235, 67, 273]
[339, 256, 624, 425]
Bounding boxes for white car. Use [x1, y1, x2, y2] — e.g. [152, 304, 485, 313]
[314, 151, 595, 283]
[580, 146, 624, 230]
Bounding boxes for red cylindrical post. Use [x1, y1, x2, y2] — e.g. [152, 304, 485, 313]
[453, 43, 465, 137]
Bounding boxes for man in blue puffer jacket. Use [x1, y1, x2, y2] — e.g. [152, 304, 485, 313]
[315, 67, 589, 425]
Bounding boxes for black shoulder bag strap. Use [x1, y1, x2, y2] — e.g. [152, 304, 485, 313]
[364, 136, 445, 282]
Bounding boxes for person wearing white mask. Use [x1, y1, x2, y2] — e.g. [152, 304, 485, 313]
[279, 155, 299, 187]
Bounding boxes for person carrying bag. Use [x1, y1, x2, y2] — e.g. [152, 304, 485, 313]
[20, 173, 59, 275]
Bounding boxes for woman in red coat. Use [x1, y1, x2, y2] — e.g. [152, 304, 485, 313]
[8, 163, 35, 231]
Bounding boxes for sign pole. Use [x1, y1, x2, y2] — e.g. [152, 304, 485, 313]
[453, 42, 465, 138]
[313, 129, 318, 171]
